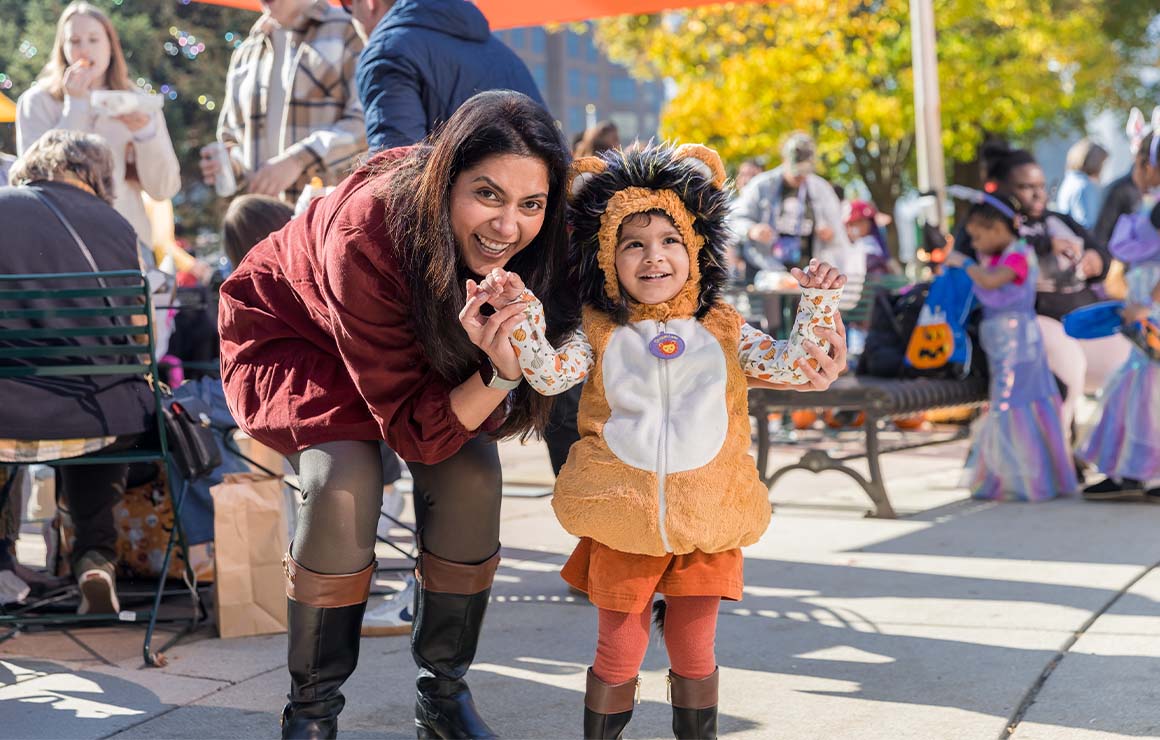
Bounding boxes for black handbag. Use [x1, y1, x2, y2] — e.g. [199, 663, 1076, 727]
[31, 187, 222, 481]
[160, 392, 222, 481]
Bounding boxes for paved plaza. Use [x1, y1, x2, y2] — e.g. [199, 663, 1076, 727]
[3, 431, 1160, 739]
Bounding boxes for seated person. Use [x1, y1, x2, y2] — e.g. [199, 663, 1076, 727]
[0, 130, 154, 614]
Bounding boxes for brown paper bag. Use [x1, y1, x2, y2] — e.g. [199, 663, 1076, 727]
[211, 473, 288, 638]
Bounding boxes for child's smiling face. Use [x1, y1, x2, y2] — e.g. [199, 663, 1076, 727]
[614, 211, 691, 306]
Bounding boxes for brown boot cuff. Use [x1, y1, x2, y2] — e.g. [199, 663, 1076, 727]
[585, 668, 639, 714]
[416, 548, 500, 595]
[283, 552, 374, 608]
[668, 667, 719, 709]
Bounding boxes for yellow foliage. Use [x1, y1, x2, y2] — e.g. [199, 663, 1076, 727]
[594, 0, 1154, 204]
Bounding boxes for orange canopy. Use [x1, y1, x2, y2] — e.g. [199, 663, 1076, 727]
[192, 0, 758, 29]
[0, 92, 15, 124]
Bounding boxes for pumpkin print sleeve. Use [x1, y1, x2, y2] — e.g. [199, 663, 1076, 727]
[738, 287, 843, 384]
[509, 291, 594, 396]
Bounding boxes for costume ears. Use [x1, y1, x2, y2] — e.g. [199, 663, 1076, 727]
[673, 144, 727, 189]
[568, 157, 607, 200]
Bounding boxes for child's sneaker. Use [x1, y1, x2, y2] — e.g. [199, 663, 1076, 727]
[361, 575, 414, 637]
[1082, 477, 1144, 501]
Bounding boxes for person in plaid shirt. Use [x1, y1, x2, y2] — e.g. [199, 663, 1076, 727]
[199, 0, 366, 204]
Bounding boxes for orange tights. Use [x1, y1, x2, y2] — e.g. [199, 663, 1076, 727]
[592, 595, 719, 685]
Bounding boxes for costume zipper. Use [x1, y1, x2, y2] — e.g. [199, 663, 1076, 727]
[656, 321, 672, 553]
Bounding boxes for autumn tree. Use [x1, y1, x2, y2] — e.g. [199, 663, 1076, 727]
[595, 0, 1159, 219]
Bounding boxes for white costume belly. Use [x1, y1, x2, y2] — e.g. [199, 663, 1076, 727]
[601, 317, 729, 473]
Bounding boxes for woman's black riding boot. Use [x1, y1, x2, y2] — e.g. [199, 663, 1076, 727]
[583, 668, 639, 740]
[280, 554, 374, 740]
[669, 668, 719, 740]
[412, 548, 501, 739]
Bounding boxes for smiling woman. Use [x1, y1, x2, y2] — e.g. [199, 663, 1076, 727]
[217, 90, 572, 740]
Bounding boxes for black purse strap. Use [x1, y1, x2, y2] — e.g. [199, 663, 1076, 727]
[29, 186, 130, 333]
[30, 187, 109, 292]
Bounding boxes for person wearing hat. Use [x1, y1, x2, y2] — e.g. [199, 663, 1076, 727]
[845, 199, 898, 276]
[730, 132, 863, 288]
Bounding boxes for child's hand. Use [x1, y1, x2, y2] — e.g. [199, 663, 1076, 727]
[943, 251, 967, 269]
[1122, 304, 1151, 326]
[477, 268, 529, 307]
[790, 259, 846, 290]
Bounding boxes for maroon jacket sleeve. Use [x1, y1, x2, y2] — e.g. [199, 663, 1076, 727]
[320, 221, 480, 465]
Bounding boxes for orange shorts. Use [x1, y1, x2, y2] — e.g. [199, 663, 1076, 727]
[561, 537, 744, 613]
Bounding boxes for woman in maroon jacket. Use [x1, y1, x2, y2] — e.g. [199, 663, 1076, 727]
[218, 91, 573, 740]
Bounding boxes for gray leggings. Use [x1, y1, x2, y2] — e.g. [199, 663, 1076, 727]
[288, 436, 502, 575]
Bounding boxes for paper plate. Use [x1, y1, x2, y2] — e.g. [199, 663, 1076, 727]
[91, 90, 164, 117]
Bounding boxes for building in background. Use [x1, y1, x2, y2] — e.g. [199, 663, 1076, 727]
[495, 25, 664, 145]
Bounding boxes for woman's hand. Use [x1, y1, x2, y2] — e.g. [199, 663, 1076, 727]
[115, 112, 151, 132]
[1077, 249, 1103, 279]
[459, 279, 526, 381]
[63, 60, 99, 99]
[1051, 236, 1082, 262]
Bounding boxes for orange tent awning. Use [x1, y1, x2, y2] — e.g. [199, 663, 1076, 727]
[192, 0, 757, 30]
[0, 92, 15, 124]
[0, 92, 16, 122]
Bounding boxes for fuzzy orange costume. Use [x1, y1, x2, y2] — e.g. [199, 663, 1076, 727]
[509, 144, 842, 612]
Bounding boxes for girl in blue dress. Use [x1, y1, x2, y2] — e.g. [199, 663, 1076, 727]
[945, 190, 1079, 501]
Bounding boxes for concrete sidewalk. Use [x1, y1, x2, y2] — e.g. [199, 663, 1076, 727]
[3, 435, 1160, 739]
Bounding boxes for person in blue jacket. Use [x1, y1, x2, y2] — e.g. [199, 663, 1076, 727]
[347, 0, 546, 153]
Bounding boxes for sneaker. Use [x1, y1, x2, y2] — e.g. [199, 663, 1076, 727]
[1082, 477, 1145, 501]
[361, 574, 414, 637]
[76, 551, 119, 615]
[376, 484, 406, 541]
[0, 570, 30, 606]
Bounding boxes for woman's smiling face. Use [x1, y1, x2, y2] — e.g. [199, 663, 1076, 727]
[449, 153, 550, 277]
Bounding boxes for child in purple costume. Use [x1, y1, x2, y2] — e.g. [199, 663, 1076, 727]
[1077, 199, 1160, 499]
[946, 191, 1079, 501]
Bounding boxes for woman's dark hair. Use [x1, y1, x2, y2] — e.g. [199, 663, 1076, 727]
[221, 194, 293, 267]
[980, 141, 1038, 187]
[965, 190, 1023, 235]
[376, 90, 575, 440]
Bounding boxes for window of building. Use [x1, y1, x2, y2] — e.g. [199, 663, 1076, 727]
[568, 69, 582, 97]
[585, 35, 600, 63]
[569, 107, 586, 138]
[510, 28, 526, 48]
[609, 112, 639, 142]
[532, 28, 546, 53]
[587, 74, 600, 100]
[566, 32, 581, 58]
[610, 77, 636, 103]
